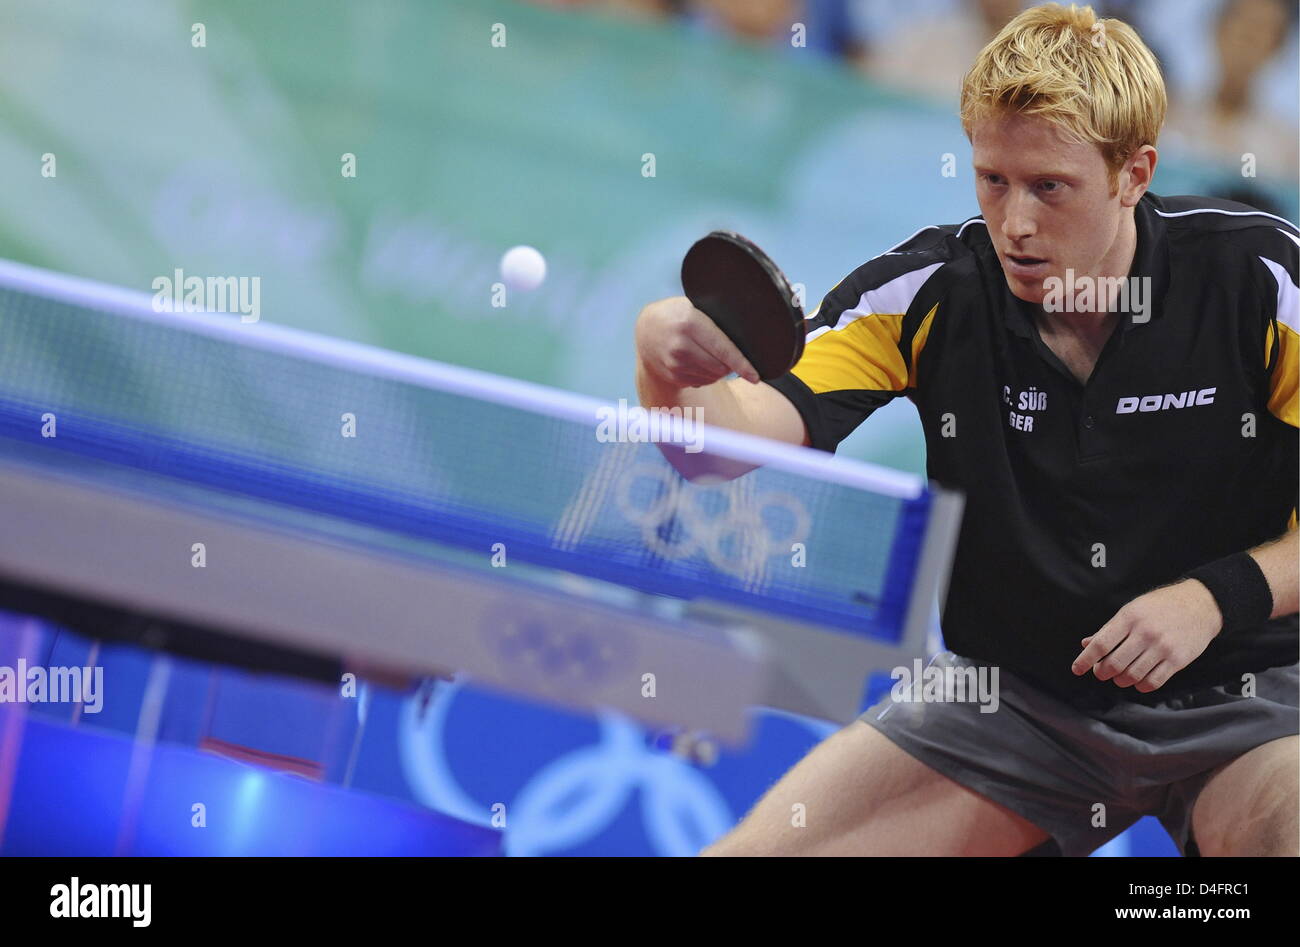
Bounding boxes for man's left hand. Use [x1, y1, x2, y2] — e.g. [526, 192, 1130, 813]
[1071, 579, 1223, 692]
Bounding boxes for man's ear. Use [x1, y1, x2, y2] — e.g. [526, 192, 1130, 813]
[1119, 145, 1158, 207]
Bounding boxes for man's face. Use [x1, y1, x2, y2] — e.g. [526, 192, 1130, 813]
[971, 114, 1129, 306]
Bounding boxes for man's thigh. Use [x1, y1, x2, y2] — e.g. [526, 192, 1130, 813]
[701, 720, 1049, 856]
[1191, 735, 1300, 857]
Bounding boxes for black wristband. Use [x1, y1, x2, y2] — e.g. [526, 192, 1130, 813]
[1185, 552, 1274, 636]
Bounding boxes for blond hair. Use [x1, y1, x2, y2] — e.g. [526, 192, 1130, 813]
[960, 4, 1166, 178]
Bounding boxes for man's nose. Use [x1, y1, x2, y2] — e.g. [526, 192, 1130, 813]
[1001, 189, 1038, 241]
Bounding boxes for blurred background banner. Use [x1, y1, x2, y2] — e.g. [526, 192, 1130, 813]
[0, 0, 1295, 858]
[3, 0, 1293, 472]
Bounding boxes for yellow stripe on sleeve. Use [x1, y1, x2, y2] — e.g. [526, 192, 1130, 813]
[1268, 321, 1299, 428]
[792, 302, 941, 395]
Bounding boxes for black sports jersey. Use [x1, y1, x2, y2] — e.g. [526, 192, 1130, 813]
[770, 193, 1299, 709]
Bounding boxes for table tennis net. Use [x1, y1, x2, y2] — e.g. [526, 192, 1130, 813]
[0, 263, 938, 643]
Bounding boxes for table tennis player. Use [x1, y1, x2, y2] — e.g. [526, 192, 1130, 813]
[634, 3, 1298, 857]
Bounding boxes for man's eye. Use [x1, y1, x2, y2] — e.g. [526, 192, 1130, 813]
[1039, 180, 1063, 192]
[981, 174, 1004, 185]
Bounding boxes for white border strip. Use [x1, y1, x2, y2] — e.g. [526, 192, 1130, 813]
[882, 218, 985, 256]
[1154, 206, 1299, 230]
[0, 258, 925, 499]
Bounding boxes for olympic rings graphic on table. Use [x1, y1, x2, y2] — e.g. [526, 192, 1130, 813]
[482, 602, 637, 696]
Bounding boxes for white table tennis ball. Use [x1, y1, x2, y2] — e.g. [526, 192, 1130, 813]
[500, 245, 547, 291]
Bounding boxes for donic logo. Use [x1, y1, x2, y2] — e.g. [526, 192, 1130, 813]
[1116, 387, 1216, 414]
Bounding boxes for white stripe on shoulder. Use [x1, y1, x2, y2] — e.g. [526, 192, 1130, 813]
[806, 262, 944, 342]
[882, 225, 939, 254]
[1260, 256, 1298, 335]
[1276, 228, 1300, 250]
[882, 219, 985, 255]
[1154, 205, 1299, 230]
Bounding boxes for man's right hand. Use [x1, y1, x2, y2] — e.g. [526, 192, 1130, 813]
[634, 295, 760, 388]
[633, 296, 810, 455]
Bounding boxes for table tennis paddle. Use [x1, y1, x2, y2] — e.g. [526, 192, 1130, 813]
[681, 231, 805, 381]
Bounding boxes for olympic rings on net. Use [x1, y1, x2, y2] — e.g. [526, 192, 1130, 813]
[614, 464, 811, 574]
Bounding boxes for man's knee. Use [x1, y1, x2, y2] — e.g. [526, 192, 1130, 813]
[1199, 794, 1298, 856]
[1195, 737, 1300, 857]
[1200, 807, 1298, 856]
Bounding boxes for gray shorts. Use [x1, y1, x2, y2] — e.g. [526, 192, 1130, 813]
[860, 650, 1300, 857]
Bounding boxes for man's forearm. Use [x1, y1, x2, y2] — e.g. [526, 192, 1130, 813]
[635, 360, 746, 432]
[634, 361, 762, 480]
[1248, 527, 1299, 618]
